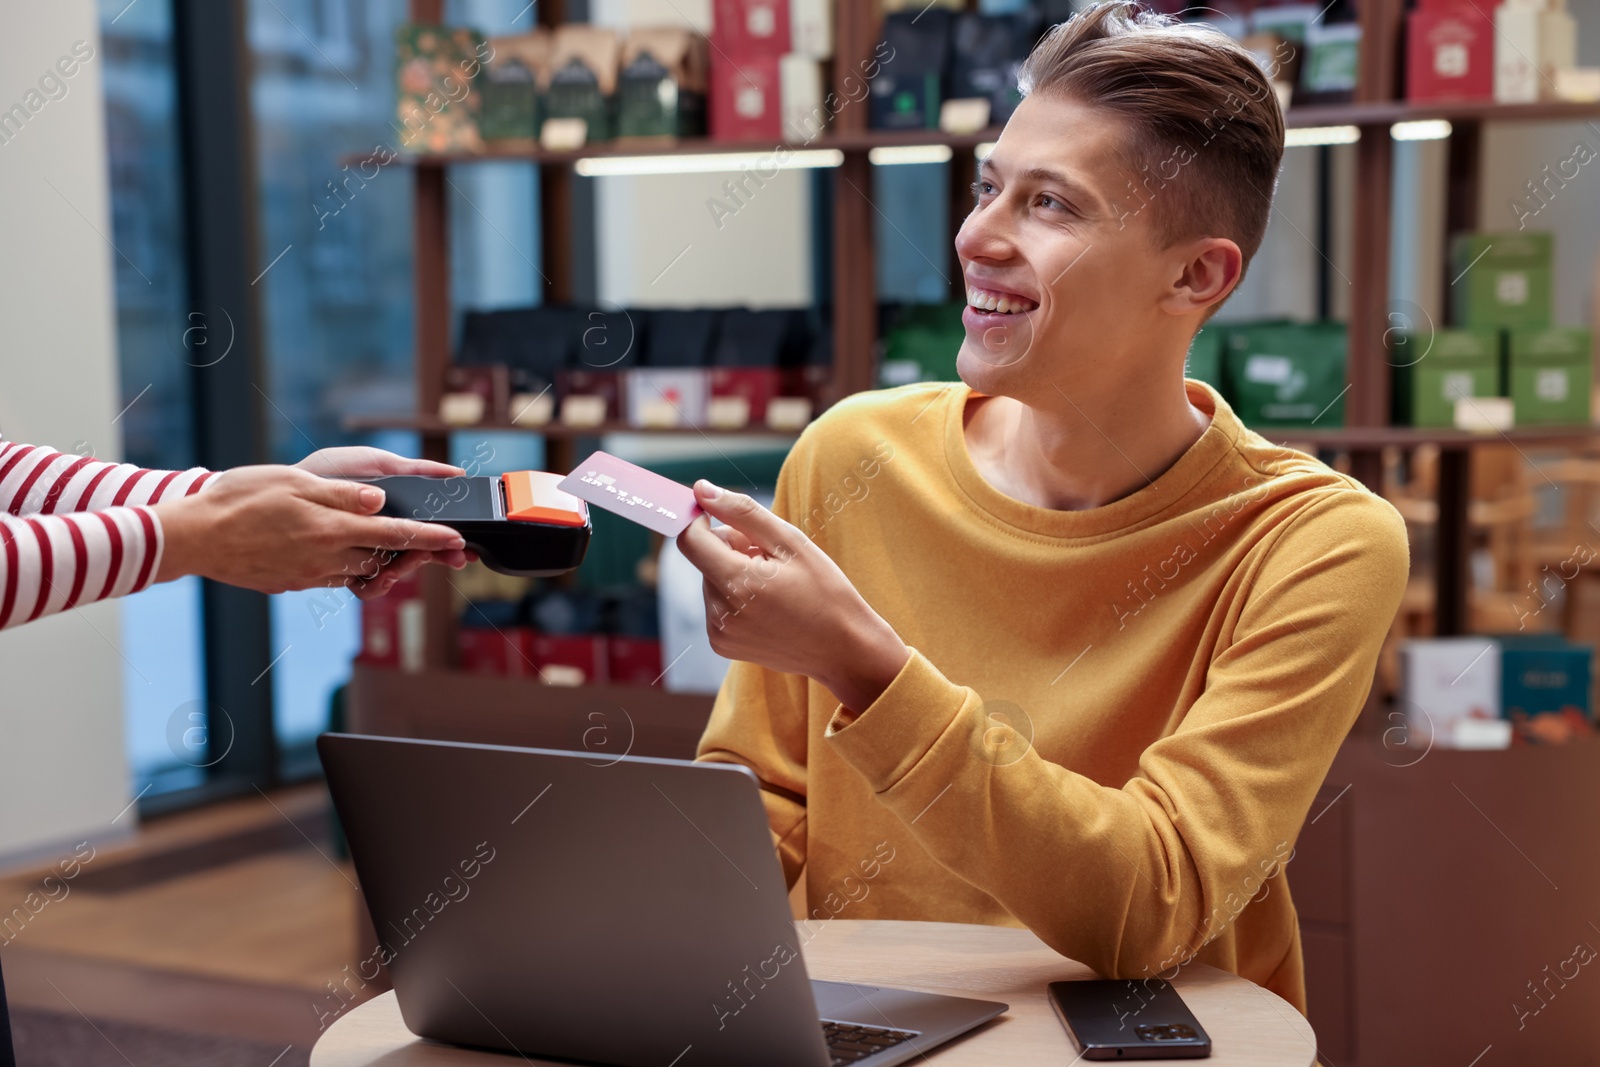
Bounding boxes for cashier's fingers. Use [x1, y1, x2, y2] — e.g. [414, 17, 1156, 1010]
[339, 514, 467, 554]
[338, 549, 422, 599]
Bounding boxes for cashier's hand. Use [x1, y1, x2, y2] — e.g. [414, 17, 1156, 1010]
[293, 445, 462, 481]
[297, 446, 478, 592]
[290, 445, 476, 594]
[152, 460, 470, 600]
[676, 481, 910, 715]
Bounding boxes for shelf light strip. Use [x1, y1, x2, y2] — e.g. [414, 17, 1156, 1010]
[1284, 125, 1362, 147]
[574, 149, 844, 177]
[1391, 119, 1453, 141]
[868, 144, 955, 166]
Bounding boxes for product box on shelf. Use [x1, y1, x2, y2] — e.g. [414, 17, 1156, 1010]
[395, 24, 490, 154]
[618, 28, 708, 140]
[457, 302, 582, 419]
[1406, 4, 1495, 102]
[522, 631, 609, 685]
[440, 365, 509, 425]
[790, 0, 832, 58]
[1497, 634, 1594, 744]
[1299, 23, 1362, 102]
[710, 308, 806, 419]
[1507, 326, 1594, 424]
[626, 368, 711, 427]
[626, 308, 717, 427]
[870, 10, 954, 130]
[712, 0, 792, 56]
[1494, 0, 1578, 103]
[948, 12, 1038, 126]
[544, 24, 620, 143]
[780, 55, 826, 143]
[457, 305, 581, 427]
[1185, 325, 1226, 390]
[1399, 638, 1508, 749]
[1390, 326, 1503, 427]
[707, 370, 777, 428]
[607, 636, 665, 686]
[477, 31, 551, 144]
[880, 302, 964, 387]
[1450, 232, 1554, 329]
[710, 51, 783, 141]
[359, 574, 425, 672]
[556, 307, 637, 425]
[1224, 322, 1348, 427]
[459, 623, 526, 675]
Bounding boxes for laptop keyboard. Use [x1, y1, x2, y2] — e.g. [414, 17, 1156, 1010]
[821, 1020, 918, 1064]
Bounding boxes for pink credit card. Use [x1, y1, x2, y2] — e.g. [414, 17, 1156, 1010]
[558, 451, 704, 537]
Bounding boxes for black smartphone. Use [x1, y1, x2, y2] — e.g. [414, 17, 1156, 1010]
[1047, 979, 1211, 1059]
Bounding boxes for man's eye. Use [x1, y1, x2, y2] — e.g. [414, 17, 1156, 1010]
[970, 180, 995, 201]
[1039, 194, 1067, 212]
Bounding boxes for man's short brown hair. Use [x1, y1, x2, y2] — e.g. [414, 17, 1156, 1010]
[1018, 1, 1285, 278]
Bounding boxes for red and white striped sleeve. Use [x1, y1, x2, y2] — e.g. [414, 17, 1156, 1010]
[0, 438, 215, 631]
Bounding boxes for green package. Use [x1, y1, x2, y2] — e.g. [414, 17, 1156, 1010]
[478, 61, 540, 142]
[1507, 327, 1593, 425]
[1224, 322, 1347, 427]
[394, 24, 488, 155]
[545, 57, 613, 142]
[1301, 23, 1361, 95]
[1390, 327, 1502, 427]
[1451, 232, 1553, 329]
[880, 303, 965, 387]
[1185, 326, 1226, 391]
[617, 57, 705, 138]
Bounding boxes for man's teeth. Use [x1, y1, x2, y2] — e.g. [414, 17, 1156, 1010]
[966, 287, 1038, 314]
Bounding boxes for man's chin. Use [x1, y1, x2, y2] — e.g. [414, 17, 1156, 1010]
[956, 341, 1034, 397]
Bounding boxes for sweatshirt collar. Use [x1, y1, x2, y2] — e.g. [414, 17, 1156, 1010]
[941, 379, 1244, 540]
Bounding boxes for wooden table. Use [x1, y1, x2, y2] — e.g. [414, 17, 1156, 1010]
[311, 920, 1318, 1066]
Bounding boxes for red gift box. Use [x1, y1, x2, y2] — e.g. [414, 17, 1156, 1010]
[709, 367, 783, 424]
[711, 51, 782, 142]
[358, 574, 422, 669]
[1407, 5, 1495, 101]
[712, 0, 791, 55]
[781, 363, 832, 405]
[556, 369, 623, 422]
[523, 631, 609, 685]
[459, 626, 525, 676]
[607, 637, 664, 687]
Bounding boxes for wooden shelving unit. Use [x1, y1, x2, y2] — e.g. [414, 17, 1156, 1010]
[360, 0, 1600, 682]
[345, 413, 806, 437]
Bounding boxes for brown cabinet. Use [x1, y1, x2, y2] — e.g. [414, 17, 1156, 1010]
[1296, 735, 1600, 1065]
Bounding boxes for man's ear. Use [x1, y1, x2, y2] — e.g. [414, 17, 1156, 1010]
[1161, 237, 1243, 317]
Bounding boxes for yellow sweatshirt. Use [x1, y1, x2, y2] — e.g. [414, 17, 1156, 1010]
[696, 379, 1409, 1013]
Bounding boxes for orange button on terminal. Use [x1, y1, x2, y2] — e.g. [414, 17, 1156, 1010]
[502, 471, 589, 527]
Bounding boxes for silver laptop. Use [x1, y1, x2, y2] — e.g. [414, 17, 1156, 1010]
[318, 733, 1006, 1067]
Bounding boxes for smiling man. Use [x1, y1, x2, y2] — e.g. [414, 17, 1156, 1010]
[677, 2, 1408, 1014]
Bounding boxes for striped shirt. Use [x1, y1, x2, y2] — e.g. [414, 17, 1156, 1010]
[0, 438, 214, 631]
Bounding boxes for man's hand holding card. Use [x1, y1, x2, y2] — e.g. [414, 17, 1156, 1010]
[560, 451, 910, 716]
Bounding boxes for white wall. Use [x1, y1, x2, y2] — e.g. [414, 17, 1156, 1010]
[590, 0, 814, 310]
[0, 2, 133, 862]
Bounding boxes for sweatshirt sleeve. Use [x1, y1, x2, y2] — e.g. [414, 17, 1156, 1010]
[0, 436, 216, 630]
[695, 445, 815, 888]
[820, 488, 1410, 980]
[0, 438, 215, 517]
